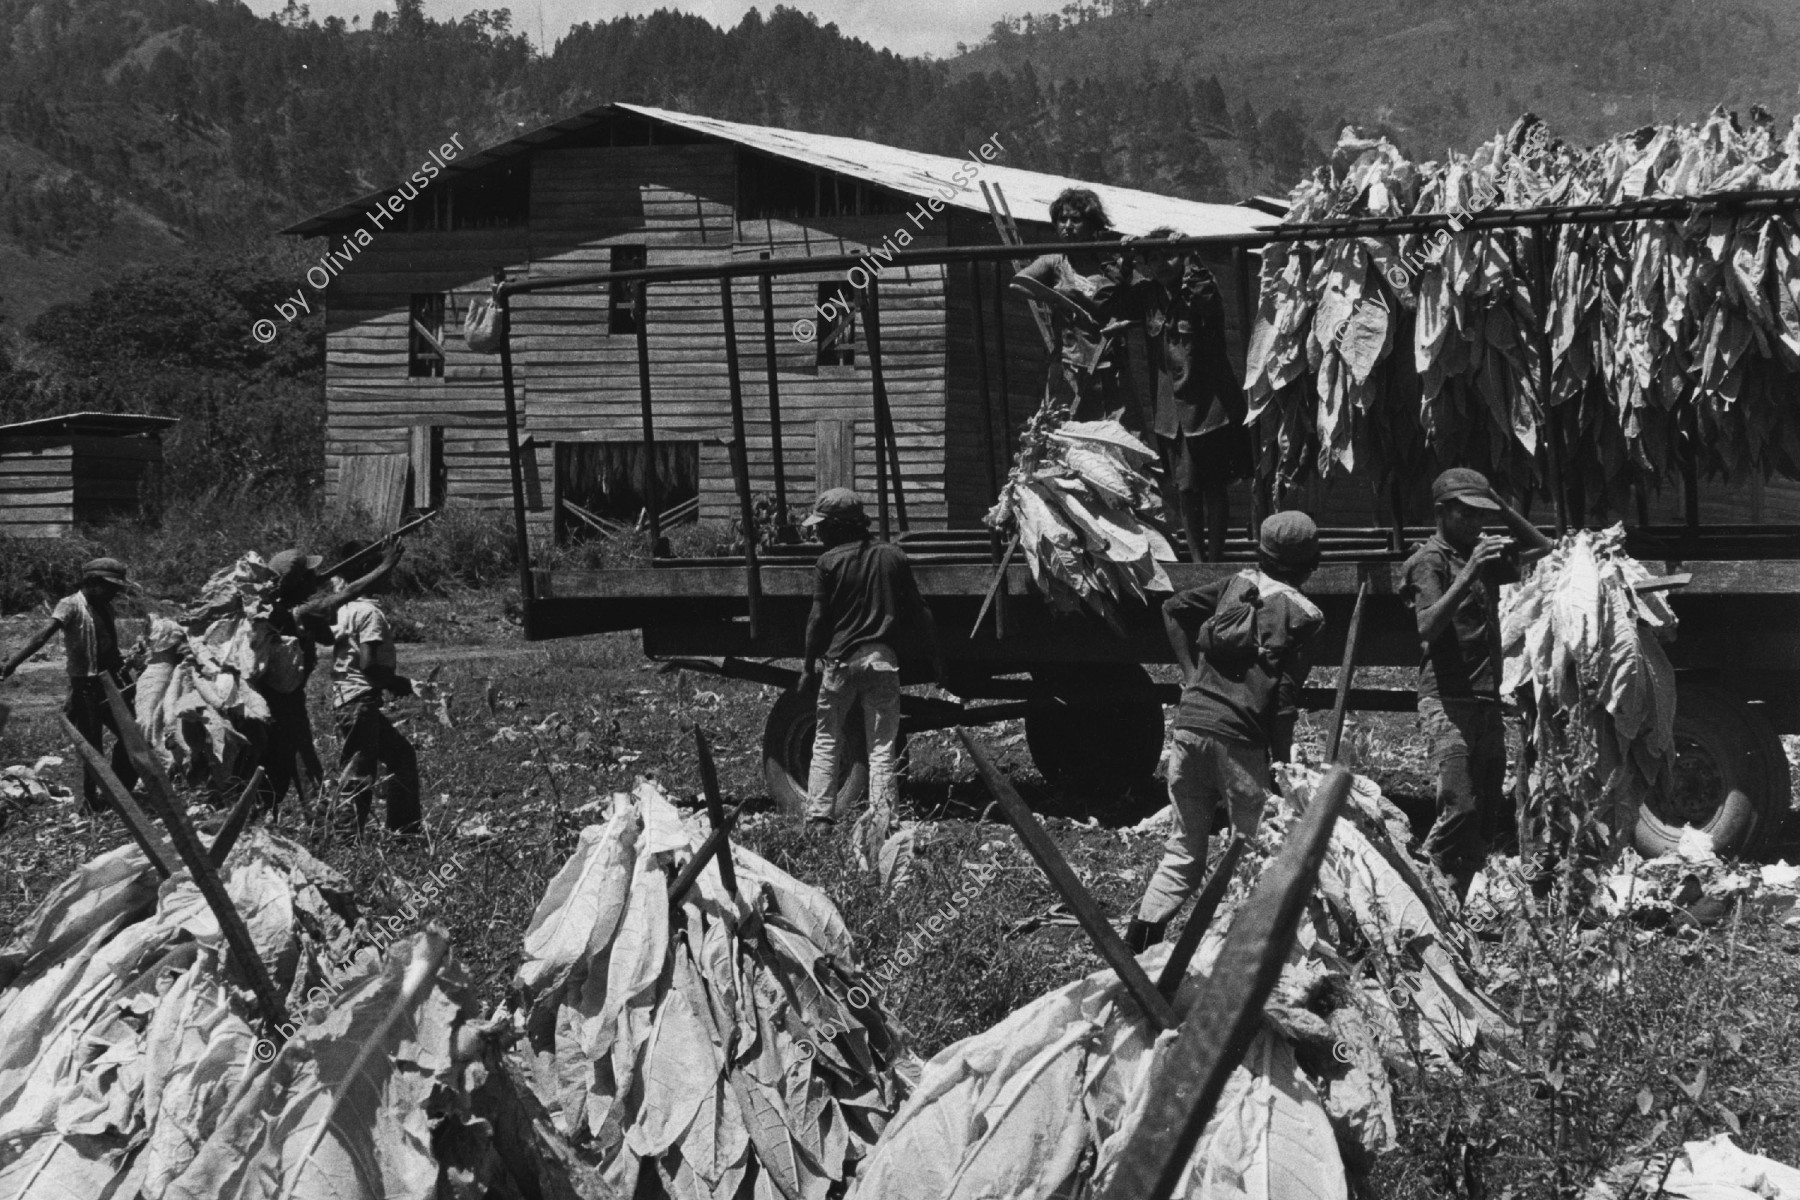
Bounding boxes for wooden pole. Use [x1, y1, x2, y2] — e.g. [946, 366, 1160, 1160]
[968, 261, 1002, 517]
[957, 728, 1179, 1030]
[668, 804, 743, 908]
[97, 676, 290, 1033]
[1154, 834, 1247, 999]
[634, 279, 664, 556]
[1234, 245, 1268, 538]
[758, 270, 793, 540]
[1326, 580, 1371, 764]
[208, 767, 266, 868]
[992, 259, 1016, 463]
[496, 287, 537, 631]
[692, 726, 737, 898]
[720, 277, 763, 642]
[1531, 232, 1569, 537]
[862, 278, 908, 535]
[968, 535, 1019, 640]
[1097, 767, 1352, 1200]
[59, 717, 179, 878]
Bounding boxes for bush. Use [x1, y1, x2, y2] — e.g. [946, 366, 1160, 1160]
[0, 532, 100, 614]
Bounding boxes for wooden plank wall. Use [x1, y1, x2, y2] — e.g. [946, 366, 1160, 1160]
[0, 443, 74, 538]
[323, 142, 954, 532]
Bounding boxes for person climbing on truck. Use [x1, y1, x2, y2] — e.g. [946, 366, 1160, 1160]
[1124, 227, 1253, 562]
[1, 558, 139, 815]
[798, 488, 944, 832]
[1124, 512, 1324, 953]
[1401, 467, 1555, 901]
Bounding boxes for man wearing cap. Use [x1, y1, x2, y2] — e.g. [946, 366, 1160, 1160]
[798, 488, 944, 830]
[1402, 467, 1554, 899]
[1, 558, 139, 813]
[1125, 512, 1324, 952]
[255, 541, 404, 813]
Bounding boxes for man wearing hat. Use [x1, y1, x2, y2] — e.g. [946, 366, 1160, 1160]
[798, 488, 943, 830]
[1402, 467, 1553, 898]
[1, 558, 139, 813]
[1125, 512, 1324, 952]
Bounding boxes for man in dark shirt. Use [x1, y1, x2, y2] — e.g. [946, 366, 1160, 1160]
[1125, 512, 1324, 952]
[799, 489, 943, 829]
[1127, 229, 1253, 562]
[1401, 467, 1553, 898]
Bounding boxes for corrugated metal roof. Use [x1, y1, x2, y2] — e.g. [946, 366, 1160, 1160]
[0, 412, 179, 439]
[282, 101, 1276, 239]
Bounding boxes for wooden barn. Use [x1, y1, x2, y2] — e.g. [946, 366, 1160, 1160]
[0, 413, 176, 538]
[282, 103, 1273, 535]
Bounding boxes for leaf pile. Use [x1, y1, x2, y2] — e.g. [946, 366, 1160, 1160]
[849, 764, 1514, 1199]
[1588, 1132, 1800, 1200]
[513, 779, 910, 1200]
[1248, 107, 1800, 513]
[1500, 525, 1679, 854]
[1, 757, 71, 829]
[984, 416, 1177, 632]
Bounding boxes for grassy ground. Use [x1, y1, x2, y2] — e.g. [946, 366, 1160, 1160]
[5, 589, 1800, 1195]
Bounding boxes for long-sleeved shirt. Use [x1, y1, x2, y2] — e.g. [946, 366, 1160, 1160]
[1165, 569, 1323, 746]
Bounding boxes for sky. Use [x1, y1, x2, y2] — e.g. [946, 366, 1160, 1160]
[251, 0, 1021, 58]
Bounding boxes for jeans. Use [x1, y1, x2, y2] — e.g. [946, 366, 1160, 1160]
[65, 675, 137, 813]
[1137, 729, 1272, 923]
[1420, 696, 1509, 893]
[333, 696, 421, 832]
[806, 643, 902, 821]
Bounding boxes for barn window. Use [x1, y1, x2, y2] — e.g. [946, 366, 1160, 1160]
[408, 294, 446, 377]
[815, 283, 856, 368]
[609, 245, 647, 334]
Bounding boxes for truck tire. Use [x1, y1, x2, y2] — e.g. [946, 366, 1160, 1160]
[1635, 681, 1789, 859]
[1025, 664, 1166, 825]
[761, 687, 869, 818]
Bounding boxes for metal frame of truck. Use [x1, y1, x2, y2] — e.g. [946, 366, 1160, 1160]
[491, 188, 1800, 846]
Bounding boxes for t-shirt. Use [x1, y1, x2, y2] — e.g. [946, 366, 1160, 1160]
[1399, 534, 1521, 700]
[1165, 570, 1323, 746]
[331, 598, 395, 707]
[812, 540, 923, 663]
[1129, 263, 1246, 441]
[51, 592, 119, 679]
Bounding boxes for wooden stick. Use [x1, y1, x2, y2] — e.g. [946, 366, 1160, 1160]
[1326, 580, 1371, 764]
[968, 535, 1020, 639]
[317, 508, 441, 580]
[692, 726, 737, 898]
[59, 716, 179, 879]
[208, 767, 266, 868]
[98, 676, 290, 1033]
[668, 803, 743, 908]
[1097, 767, 1353, 1200]
[956, 728, 1179, 1030]
[1154, 834, 1248, 999]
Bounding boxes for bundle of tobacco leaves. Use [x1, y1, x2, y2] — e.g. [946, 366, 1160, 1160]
[1500, 526, 1679, 854]
[512, 780, 910, 1200]
[984, 415, 1177, 632]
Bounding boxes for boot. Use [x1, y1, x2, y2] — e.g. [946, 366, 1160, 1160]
[1123, 918, 1167, 954]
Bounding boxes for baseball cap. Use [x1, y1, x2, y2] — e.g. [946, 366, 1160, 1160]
[802, 488, 868, 529]
[1258, 511, 1320, 567]
[1432, 467, 1502, 511]
[267, 549, 323, 581]
[80, 557, 136, 588]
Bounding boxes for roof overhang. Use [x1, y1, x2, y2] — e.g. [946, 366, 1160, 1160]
[0, 412, 179, 439]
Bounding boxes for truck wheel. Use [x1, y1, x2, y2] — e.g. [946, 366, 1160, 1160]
[1635, 681, 1789, 859]
[1025, 665, 1166, 825]
[761, 688, 869, 818]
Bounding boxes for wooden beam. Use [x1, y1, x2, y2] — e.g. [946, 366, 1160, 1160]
[207, 767, 266, 868]
[692, 726, 737, 898]
[1154, 834, 1247, 1000]
[956, 728, 1179, 1030]
[58, 716, 179, 879]
[1326, 580, 1371, 764]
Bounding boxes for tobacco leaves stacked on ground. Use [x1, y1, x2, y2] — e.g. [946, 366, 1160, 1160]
[850, 764, 1514, 1199]
[513, 780, 910, 1200]
[1500, 525, 1680, 856]
[984, 416, 1178, 631]
[1245, 108, 1800, 513]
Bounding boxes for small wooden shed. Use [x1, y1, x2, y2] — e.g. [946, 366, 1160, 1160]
[0, 413, 177, 538]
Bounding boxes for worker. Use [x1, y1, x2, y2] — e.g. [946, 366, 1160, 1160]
[798, 488, 944, 831]
[1, 558, 139, 814]
[1125, 512, 1324, 953]
[1401, 467, 1554, 900]
[1125, 228, 1253, 562]
[256, 539, 404, 815]
[1011, 187, 1137, 425]
[327, 540, 421, 834]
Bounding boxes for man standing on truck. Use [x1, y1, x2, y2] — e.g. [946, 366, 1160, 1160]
[798, 488, 944, 832]
[1125, 512, 1323, 953]
[1401, 467, 1554, 900]
[1, 558, 138, 814]
[1125, 228, 1253, 563]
